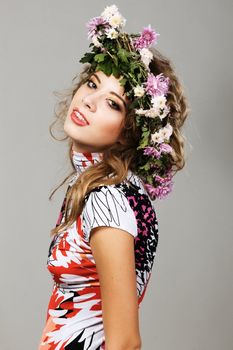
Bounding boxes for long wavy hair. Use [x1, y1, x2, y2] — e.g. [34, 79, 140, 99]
[49, 47, 190, 238]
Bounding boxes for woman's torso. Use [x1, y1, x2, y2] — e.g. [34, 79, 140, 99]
[38, 170, 159, 350]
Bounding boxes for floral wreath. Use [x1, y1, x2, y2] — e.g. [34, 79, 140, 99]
[79, 4, 174, 200]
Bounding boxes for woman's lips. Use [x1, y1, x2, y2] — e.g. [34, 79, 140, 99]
[70, 109, 89, 126]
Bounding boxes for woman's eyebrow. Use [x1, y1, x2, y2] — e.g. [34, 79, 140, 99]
[92, 73, 127, 109]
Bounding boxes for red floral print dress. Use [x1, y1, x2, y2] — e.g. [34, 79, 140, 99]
[38, 147, 159, 350]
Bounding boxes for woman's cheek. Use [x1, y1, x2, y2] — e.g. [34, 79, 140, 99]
[100, 117, 123, 137]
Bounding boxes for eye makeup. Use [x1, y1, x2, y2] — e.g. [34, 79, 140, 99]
[86, 78, 122, 111]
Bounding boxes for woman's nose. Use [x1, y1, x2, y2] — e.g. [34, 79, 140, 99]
[82, 94, 96, 112]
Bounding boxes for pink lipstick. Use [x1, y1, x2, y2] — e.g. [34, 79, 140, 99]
[70, 108, 89, 126]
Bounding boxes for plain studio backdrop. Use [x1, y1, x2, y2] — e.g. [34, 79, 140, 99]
[0, 1, 232, 349]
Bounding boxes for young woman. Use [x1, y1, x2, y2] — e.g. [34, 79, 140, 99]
[38, 5, 189, 350]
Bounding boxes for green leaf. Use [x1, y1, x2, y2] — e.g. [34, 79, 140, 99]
[137, 129, 150, 150]
[95, 61, 112, 75]
[147, 175, 153, 184]
[117, 48, 130, 63]
[94, 53, 106, 63]
[119, 77, 127, 87]
[79, 52, 95, 64]
[129, 61, 140, 73]
[138, 163, 150, 171]
[112, 55, 118, 66]
[103, 62, 112, 75]
[112, 65, 120, 78]
[137, 138, 149, 149]
[142, 130, 150, 138]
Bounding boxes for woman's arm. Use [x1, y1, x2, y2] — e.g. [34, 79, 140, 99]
[90, 226, 142, 350]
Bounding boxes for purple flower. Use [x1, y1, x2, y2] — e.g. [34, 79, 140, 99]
[144, 178, 173, 200]
[133, 25, 159, 50]
[143, 144, 173, 163]
[155, 174, 166, 183]
[155, 175, 172, 185]
[143, 183, 157, 200]
[159, 143, 173, 154]
[143, 146, 161, 159]
[153, 169, 174, 199]
[156, 182, 173, 199]
[155, 169, 173, 185]
[145, 73, 170, 97]
[86, 16, 109, 39]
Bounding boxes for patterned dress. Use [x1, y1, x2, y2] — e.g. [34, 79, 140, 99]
[38, 147, 159, 350]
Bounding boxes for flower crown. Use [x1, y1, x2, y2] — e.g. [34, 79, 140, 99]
[79, 4, 174, 200]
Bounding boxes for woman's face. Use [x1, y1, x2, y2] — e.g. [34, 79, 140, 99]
[64, 70, 129, 153]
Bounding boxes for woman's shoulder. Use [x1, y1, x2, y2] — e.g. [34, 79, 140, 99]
[82, 169, 155, 217]
[123, 170, 150, 195]
[83, 170, 151, 202]
[80, 170, 157, 243]
[80, 173, 140, 243]
[116, 170, 155, 207]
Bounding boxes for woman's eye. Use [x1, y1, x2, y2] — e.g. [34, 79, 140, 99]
[86, 79, 96, 89]
[108, 99, 120, 111]
[86, 79, 120, 111]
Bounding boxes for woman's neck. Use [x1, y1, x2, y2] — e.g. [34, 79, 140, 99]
[71, 145, 103, 174]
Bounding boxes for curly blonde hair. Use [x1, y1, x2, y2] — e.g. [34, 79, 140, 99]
[49, 47, 190, 238]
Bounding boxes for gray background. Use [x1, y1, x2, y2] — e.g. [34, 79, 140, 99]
[0, 0, 232, 349]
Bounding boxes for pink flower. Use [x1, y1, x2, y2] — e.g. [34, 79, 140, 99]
[143, 183, 157, 200]
[143, 146, 161, 159]
[145, 73, 170, 97]
[159, 143, 173, 154]
[144, 181, 173, 200]
[86, 16, 109, 39]
[155, 169, 173, 183]
[143, 143, 173, 160]
[133, 25, 159, 50]
[155, 182, 173, 199]
[146, 169, 174, 199]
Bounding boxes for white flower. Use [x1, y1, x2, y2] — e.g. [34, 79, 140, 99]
[109, 13, 126, 28]
[101, 5, 126, 29]
[151, 95, 167, 110]
[106, 28, 119, 39]
[151, 123, 173, 144]
[145, 107, 160, 118]
[135, 108, 146, 115]
[160, 123, 173, 141]
[101, 5, 119, 20]
[91, 35, 102, 47]
[159, 105, 170, 120]
[133, 85, 145, 97]
[139, 48, 153, 68]
[151, 130, 164, 144]
[151, 96, 170, 120]
[135, 107, 160, 118]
